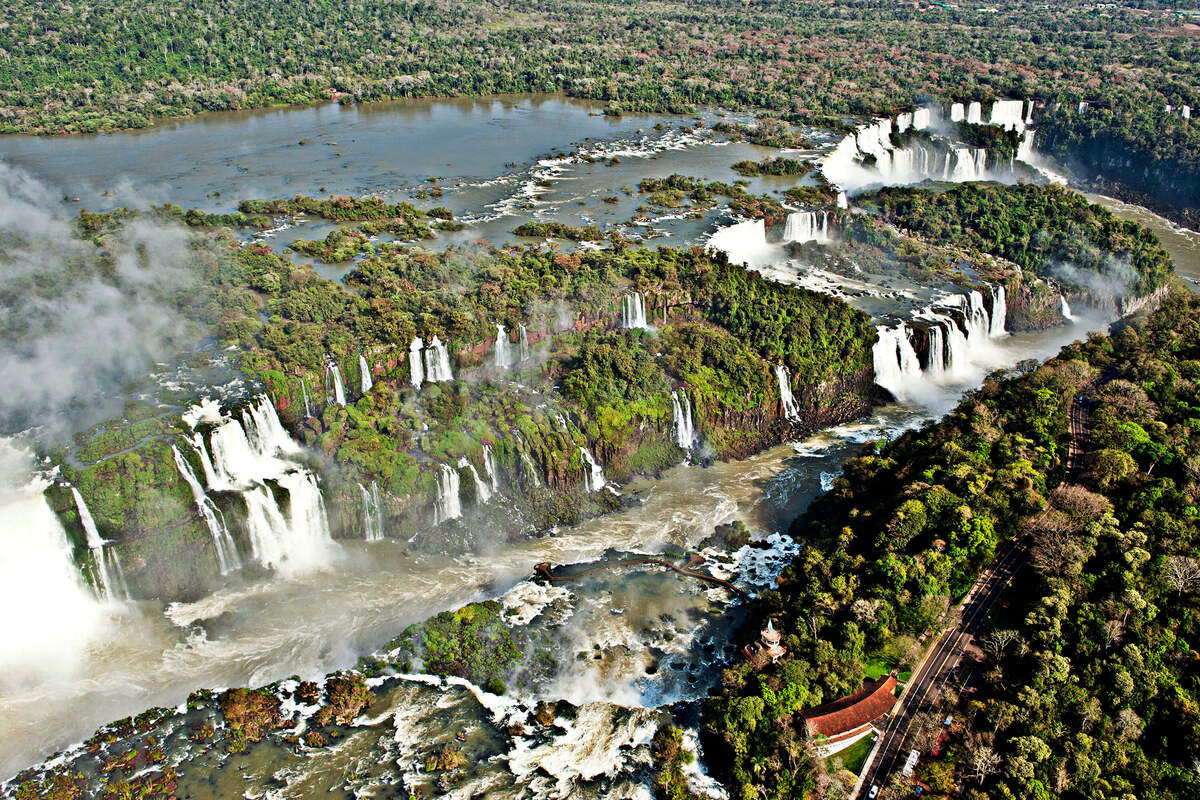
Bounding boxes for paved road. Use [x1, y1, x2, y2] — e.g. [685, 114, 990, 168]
[854, 381, 1099, 798]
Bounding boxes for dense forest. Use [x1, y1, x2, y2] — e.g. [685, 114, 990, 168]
[704, 289, 1200, 800]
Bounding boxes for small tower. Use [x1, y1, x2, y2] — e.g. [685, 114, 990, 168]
[760, 619, 787, 662]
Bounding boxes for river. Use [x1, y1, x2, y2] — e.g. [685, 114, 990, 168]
[0, 96, 1142, 790]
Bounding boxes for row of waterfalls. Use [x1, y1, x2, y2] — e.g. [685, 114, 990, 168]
[494, 324, 534, 368]
[871, 286, 1011, 401]
[409, 336, 454, 387]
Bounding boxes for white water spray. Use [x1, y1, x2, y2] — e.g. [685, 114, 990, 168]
[782, 211, 830, 244]
[359, 355, 373, 394]
[580, 447, 606, 492]
[434, 463, 462, 524]
[775, 364, 800, 421]
[518, 325, 532, 362]
[483, 444, 501, 495]
[423, 336, 454, 382]
[1061, 295, 1077, 321]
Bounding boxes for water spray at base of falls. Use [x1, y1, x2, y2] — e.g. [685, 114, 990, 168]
[1061, 295, 1078, 321]
[173, 444, 242, 573]
[782, 211, 830, 244]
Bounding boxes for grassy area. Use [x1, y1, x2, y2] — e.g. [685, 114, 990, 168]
[828, 733, 876, 775]
[863, 656, 894, 681]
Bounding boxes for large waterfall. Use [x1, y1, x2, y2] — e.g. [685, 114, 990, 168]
[173, 444, 242, 573]
[359, 355, 373, 395]
[705, 218, 773, 268]
[782, 211, 830, 244]
[359, 481, 383, 541]
[423, 336, 454, 382]
[871, 286, 1010, 399]
[184, 395, 338, 575]
[1061, 295, 1077, 321]
[0, 440, 108, 683]
[621, 292, 648, 330]
[326, 362, 346, 407]
[775, 364, 801, 421]
[989, 99, 1028, 132]
[966, 101, 983, 124]
[872, 325, 922, 400]
[409, 338, 425, 388]
[433, 463, 462, 524]
[495, 324, 513, 368]
[822, 115, 993, 192]
[580, 447, 606, 492]
[458, 457, 492, 503]
[671, 389, 695, 450]
[71, 488, 129, 602]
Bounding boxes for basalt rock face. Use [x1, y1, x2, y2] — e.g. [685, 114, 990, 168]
[1004, 276, 1068, 332]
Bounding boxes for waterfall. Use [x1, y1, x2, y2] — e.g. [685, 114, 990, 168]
[359, 481, 383, 541]
[300, 379, 312, 418]
[965, 291, 991, 342]
[950, 102, 965, 122]
[518, 325, 532, 362]
[706, 218, 772, 267]
[1024, 100, 1035, 124]
[990, 285, 1008, 336]
[1017, 130, 1036, 162]
[966, 101, 983, 124]
[1061, 295, 1077, 321]
[494, 324, 513, 368]
[925, 307, 970, 378]
[172, 445, 242, 573]
[359, 354, 373, 394]
[621, 292, 648, 330]
[580, 447, 606, 492]
[912, 107, 932, 130]
[458, 457, 492, 503]
[836, 191, 848, 210]
[433, 463, 462, 524]
[872, 325, 922, 400]
[0, 440, 108, 680]
[946, 148, 986, 181]
[185, 395, 337, 575]
[671, 389, 695, 450]
[895, 112, 913, 134]
[519, 448, 542, 488]
[409, 337, 425, 388]
[72, 488, 129, 602]
[423, 336, 454, 382]
[775, 364, 801, 421]
[989, 99, 1027, 132]
[483, 444, 501, 494]
[782, 211, 830, 244]
[326, 362, 346, 407]
[926, 323, 945, 377]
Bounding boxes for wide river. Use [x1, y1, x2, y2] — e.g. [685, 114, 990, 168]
[0, 94, 1150, 786]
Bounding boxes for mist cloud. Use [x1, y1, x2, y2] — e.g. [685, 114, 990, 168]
[0, 162, 208, 436]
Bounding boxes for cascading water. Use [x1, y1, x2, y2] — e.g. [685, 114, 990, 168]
[71, 487, 129, 602]
[1017, 130, 1036, 162]
[836, 191, 848, 210]
[0, 440, 108, 684]
[483, 444, 501, 494]
[964, 291, 991, 341]
[621, 292, 648, 330]
[359, 355, 373, 394]
[945, 148, 987, 181]
[950, 102, 965, 122]
[990, 285, 1008, 336]
[580, 447, 606, 493]
[671, 389, 695, 450]
[966, 101, 983, 124]
[458, 457, 492, 504]
[519, 443, 542, 488]
[326, 362, 346, 407]
[782, 211, 830, 244]
[433, 463, 462, 524]
[1061, 295, 1078, 321]
[989, 99, 1028, 132]
[186, 395, 337, 575]
[926, 323, 946, 378]
[423, 336, 454, 383]
[173, 444, 242, 573]
[494, 324, 513, 368]
[360, 481, 384, 541]
[872, 325, 922, 400]
[775, 364, 801, 421]
[518, 325, 532, 362]
[301, 379, 312, 418]
[409, 338, 425, 388]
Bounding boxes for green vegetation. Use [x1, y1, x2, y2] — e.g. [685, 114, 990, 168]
[704, 290, 1200, 800]
[512, 220, 605, 241]
[860, 182, 1176, 297]
[730, 158, 811, 179]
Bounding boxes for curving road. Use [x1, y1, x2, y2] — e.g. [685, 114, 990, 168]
[853, 382, 1099, 798]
